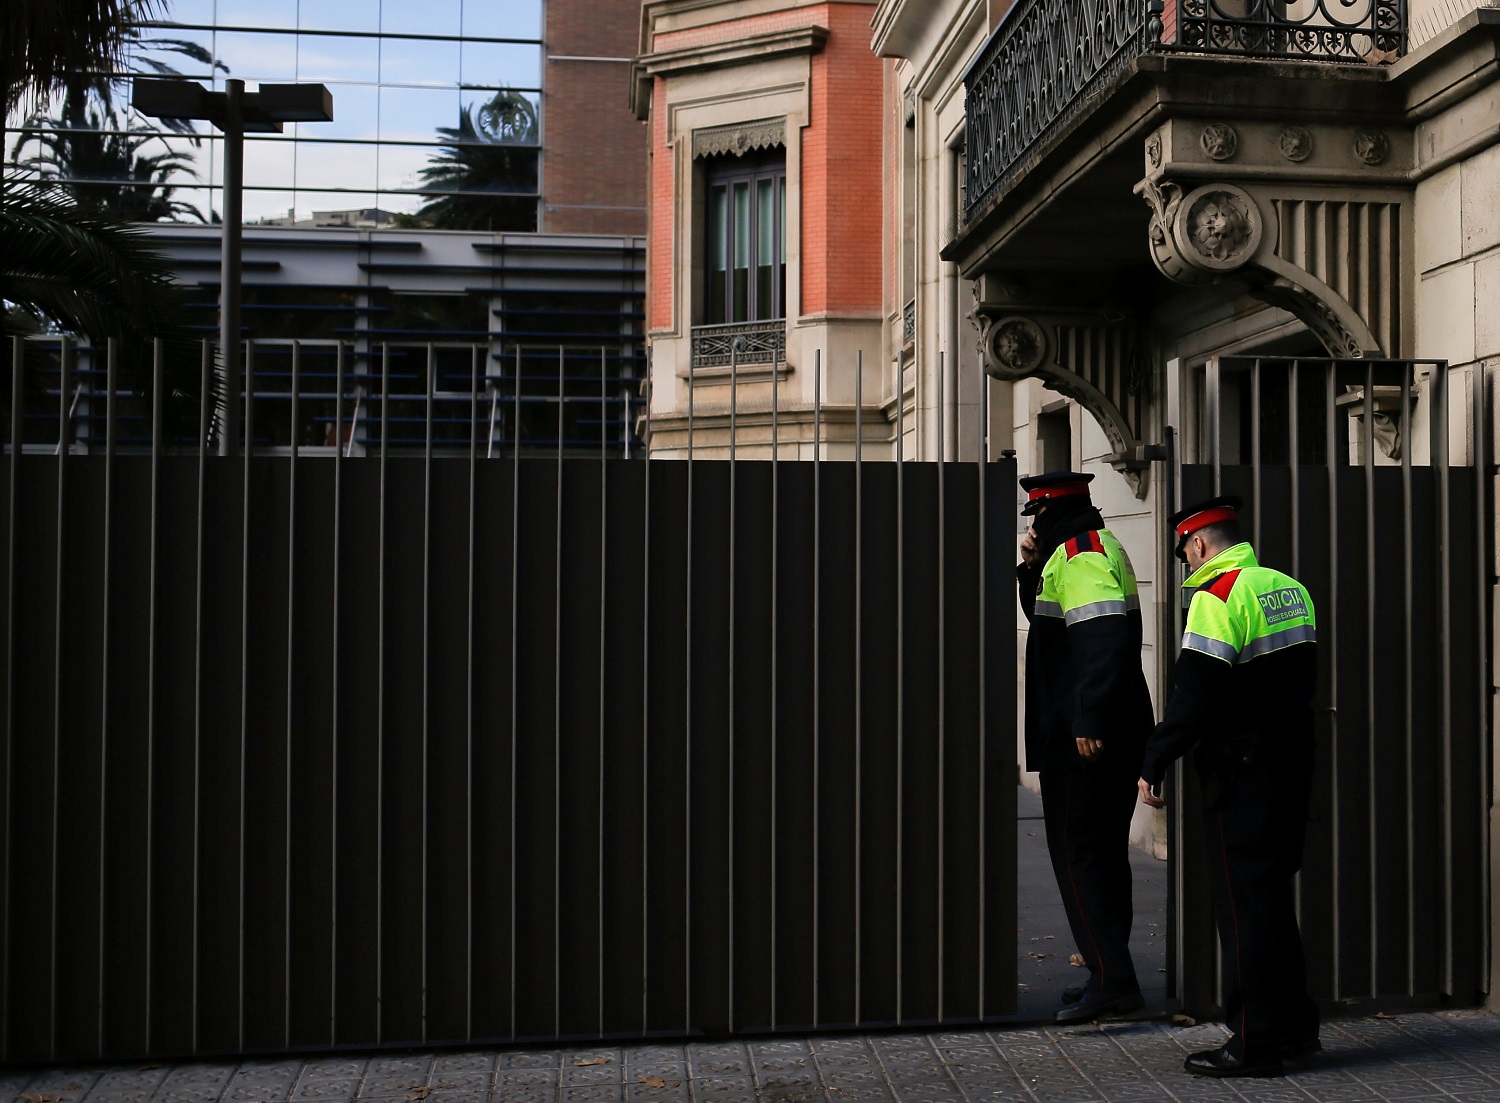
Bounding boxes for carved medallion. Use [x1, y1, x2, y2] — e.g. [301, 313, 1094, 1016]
[982, 316, 1049, 380]
[1184, 191, 1256, 262]
[1146, 132, 1163, 170]
[1199, 123, 1238, 161]
[1353, 130, 1389, 166]
[1278, 126, 1313, 163]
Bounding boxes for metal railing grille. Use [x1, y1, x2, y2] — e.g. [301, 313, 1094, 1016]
[1168, 357, 1489, 1013]
[0, 336, 1016, 1062]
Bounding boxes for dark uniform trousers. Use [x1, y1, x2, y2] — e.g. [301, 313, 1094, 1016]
[1202, 741, 1320, 1061]
[1040, 758, 1142, 1000]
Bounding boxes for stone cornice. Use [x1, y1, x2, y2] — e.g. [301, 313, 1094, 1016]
[636, 26, 831, 80]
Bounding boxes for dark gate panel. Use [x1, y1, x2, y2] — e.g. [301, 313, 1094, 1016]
[0, 369, 1017, 1061]
[1171, 356, 1488, 1014]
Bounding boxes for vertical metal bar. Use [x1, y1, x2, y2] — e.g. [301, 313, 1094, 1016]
[936, 348, 946, 1018]
[897, 348, 905, 462]
[467, 345, 479, 1040]
[219, 82, 244, 458]
[331, 342, 345, 1042]
[1206, 358, 1222, 493]
[1251, 359, 1261, 543]
[685, 342, 695, 1032]
[727, 341, 737, 1030]
[49, 337, 70, 1059]
[937, 349, 945, 462]
[238, 340, 255, 1051]
[1325, 359, 1341, 998]
[1289, 361, 1302, 925]
[1401, 361, 1414, 994]
[811, 347, 821, 1025]
[853, 348, 863, 1023]
[1434, 360, 1454, 995]
[509, 347, 521, 1039]
[91, 340, 116, 1056]
[976, 366, 988, 1018]
[894, 346, 904, 1022]
[376, 343, 389, 1042]
[554, 345, 564, 1039]
[768, 338, 778, 1029]
[143, 339, 162, 1051]
[192, 339, 211, 1051]
[1364, 360, 1378, 997]
[285, 342, 301, 1047]
[598, 346, 607, 1039]
[421, 344, 434, 1041]
[98, 339, 118, 1053]
[1474, 357, 1491, 996]
[640, 357, 652, 1036]
[2, 336, 21, 1061]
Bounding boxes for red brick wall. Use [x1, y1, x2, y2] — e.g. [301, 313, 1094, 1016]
[648, 76, 673, 333]
[802, 2, 883, 317]
[542, 0, 648, 235]
[642, 1, 884, 328]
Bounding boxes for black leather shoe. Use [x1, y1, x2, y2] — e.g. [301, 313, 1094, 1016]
[1183, 1046, 1284, 1078]
[1281, 1037, 1321, 1060]
[1060, 984, 1086, 1005]
[1053, 990, 1144, 1024]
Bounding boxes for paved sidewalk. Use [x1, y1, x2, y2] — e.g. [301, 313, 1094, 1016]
[8, 1011, 1500, 1103]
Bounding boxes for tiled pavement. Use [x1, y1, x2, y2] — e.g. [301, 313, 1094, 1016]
[9, 1011, 1500, 1103]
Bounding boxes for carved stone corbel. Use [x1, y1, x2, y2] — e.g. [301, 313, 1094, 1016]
[1134, 179, 1263, 283]
[1134, 175, 1383, 357]
[972, 305, 1151, 498]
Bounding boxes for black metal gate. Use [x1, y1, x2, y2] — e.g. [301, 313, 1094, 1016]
[1167, 355, 1490, 1014]
[0, 338, 1016, 1062]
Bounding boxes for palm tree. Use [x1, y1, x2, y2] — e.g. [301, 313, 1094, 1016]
[2, 0, 161, 113]
[2, 173, 207, 434]
[2, 1, 210, 430]
[412, 90, 539, 231]
[14, 91, 207, 221]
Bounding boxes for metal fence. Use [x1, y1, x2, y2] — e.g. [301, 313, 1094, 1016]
[6, 337, 644, 457]
[1168, 356, 1489, 1013]
[0, 336, 1016, 1062]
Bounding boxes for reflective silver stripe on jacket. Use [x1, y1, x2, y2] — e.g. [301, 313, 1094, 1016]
[1237, 622, 1317, 661]
[1182, 631, 1239, 663]
[1034, 599, 1064, 619]
[1064, 598, 1129, 625]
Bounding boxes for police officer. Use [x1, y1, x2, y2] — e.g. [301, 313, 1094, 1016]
[1017, 471, 1153, 1024]
[1137, 496, 1319, 1078]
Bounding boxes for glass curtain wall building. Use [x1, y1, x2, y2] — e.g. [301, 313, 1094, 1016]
[5, 0, 544, 227]
[4, 0, 648, 457]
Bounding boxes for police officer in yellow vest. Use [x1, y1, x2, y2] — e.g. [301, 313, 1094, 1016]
[1017, 472, 1153, 1024]
[1138, 496, 1319, 1078]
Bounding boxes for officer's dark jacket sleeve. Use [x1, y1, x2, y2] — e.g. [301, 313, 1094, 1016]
[1017, 562, 1040, 622]
[1139, 647, 1232, 783]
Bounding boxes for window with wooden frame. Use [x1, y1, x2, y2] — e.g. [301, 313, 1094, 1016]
[704, 150, 786, 323]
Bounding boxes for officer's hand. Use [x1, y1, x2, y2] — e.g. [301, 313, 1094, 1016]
[1020, 525, 1041, 567]
[1076, 737, 1102, 760]
[1138, 777, 1165, 808]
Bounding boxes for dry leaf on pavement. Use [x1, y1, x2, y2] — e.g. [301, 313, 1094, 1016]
[639, 1076, 669, 1088]
[1170, 1014, 1196, 1026]
[575, 1057, 610, 1066]
[1068, 953, 1085, 967]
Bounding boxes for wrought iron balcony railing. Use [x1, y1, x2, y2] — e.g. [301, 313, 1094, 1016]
[962, 0, 1407, 225]
[690, 318, 786, 369]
